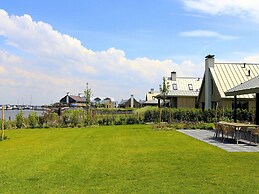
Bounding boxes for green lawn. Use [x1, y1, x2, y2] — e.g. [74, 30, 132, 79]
[0, 125, 259, 193]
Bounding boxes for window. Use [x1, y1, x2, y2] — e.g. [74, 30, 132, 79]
[188, 84, 193, 90]
[232, 101, 249, 110]
[172, 84, 177, 90]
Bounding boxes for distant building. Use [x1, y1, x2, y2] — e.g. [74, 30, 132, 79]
[100, 97, 115, 108]
[156, 72, 202, 108]
[118, 95, 141, 108]
[60, 93, 86, 107]
[198, 55, 259, 110]
[91, 97, 101, 107]
[142, 89, 160, 106]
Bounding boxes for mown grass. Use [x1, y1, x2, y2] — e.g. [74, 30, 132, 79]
[0, 125, 259, 193]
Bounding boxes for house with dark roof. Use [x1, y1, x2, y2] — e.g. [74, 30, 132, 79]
[156, 72, 202, 108]
[118, 95, 141, 108]
[198, 55, 259, 110]
[60, 93, 86, 107]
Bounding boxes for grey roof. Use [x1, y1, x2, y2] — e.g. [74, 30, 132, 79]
[143, 99, 158, 104]
[225, 75, 259, 96]
[119, 100, 128, 105]
[165, 77, 202, 92]
[157, 90, 199, 97]
[210, 63, 259, 98]
[157, 76, 202, 98]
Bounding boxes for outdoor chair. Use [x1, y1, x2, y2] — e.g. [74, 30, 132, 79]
[221, 125, 235, 142]
[249, 127, 259, 144]
[214, 122, 222, 139]
[239, 126, 248, 140]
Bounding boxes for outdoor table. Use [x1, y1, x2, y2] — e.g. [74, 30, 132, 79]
[218, 121, 259, 144]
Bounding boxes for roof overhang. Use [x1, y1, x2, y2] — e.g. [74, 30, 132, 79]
[225, 88, 259, 96]
[225, 76, 259, 96]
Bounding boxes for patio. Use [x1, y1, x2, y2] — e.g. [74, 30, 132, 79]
[178, 129, 259, 152]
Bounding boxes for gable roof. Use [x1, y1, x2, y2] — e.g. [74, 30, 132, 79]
[161, 77, 202, 97]
[209, 63, 259, 98]
[119, 100, 128, 105]
[69, 95, 86, 103]
[166, 77, 202, 91]
[225, 75, 259, 96]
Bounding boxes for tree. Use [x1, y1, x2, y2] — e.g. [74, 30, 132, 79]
[159, 77, 169, 107]
[158, 77, 170, 125]
[84, 83, 92, 125]
[84, 83, 92, 110]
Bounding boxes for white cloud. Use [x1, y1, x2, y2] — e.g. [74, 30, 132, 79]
[243, 54, 259, 63]
[179, 30, 237, 40]
[0, 9, 202, 104]
[182, 0, 259, 23]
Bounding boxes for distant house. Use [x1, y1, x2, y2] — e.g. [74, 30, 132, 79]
[92, 97, 101, 107]
[198, 55, 259, 110]
[60, 93, 86, 107]
[100, 97, 115, 108]
[156, 72, 202, 108]
[118, 95, 141, 108]
[142, 89, 160, 106]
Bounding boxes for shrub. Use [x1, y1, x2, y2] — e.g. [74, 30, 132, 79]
[126, 116, 139, 125]
[15, 111, 25, 129]
[28, 112, 39, 128]
[40, 112, 60, 128]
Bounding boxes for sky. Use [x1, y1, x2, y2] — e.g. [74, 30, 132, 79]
[1, 0, 259, 105]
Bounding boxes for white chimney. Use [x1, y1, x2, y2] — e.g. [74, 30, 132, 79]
[171, 71, 176, 81]
[150, 88, 154, 94]
[204, 55, 214, 109]
[78, 93, 83, 98]
[130, 95, 134, 108]
[66, 92, 70, 104]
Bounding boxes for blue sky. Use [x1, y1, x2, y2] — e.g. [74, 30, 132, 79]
[1, 0, 259, 104]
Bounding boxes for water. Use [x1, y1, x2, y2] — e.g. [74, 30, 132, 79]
[0, 110, 44, 120]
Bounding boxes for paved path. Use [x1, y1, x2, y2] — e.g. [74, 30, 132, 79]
[177, 129, 259, 152]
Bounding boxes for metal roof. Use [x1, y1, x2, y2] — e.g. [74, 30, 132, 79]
[165, 77, 202, 92]
[161, 77, 202, 97]
[143, 99, 158, 104]
[167, 90, 199, 97]
[225, 75, 259, 96]
[210, 63, 259, 98]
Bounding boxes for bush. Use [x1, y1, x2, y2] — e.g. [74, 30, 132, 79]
[40, 112, 60, 128]
[28, 112, 39, 128]
[126, 116, 139, 125]
[15, 111, 25, 129]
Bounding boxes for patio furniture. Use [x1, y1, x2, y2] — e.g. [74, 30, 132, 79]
[214, 122, 223, 139]
[218, 122, 259, 144]
[221, 124, 235, 143]
[240, 126, 248, 140]
[249, 127, 259, 144]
